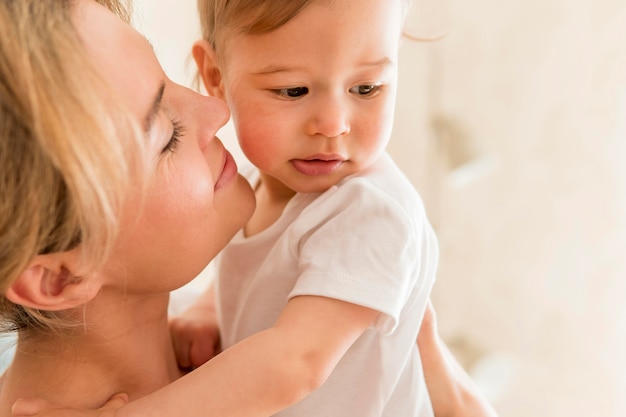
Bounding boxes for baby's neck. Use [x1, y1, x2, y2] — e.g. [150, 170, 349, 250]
[245, 176, 296, 237]
[0, 291, 181, 414]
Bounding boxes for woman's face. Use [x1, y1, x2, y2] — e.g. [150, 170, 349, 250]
[73, 0, 255, 293]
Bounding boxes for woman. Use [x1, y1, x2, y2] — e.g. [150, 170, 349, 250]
[0, 0, 494, 416]
[0, 0, 254, 412]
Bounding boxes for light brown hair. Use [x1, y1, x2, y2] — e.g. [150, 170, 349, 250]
[198, 0, 316, 54]
[198, 0, 417, 55]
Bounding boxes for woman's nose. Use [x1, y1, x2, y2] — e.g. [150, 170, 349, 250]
[197, 95, 230, 146]
[306, 94, 351, 138]
[204, 95, 230, 130]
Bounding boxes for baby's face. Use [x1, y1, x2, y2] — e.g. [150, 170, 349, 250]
[219, 0, 405, 195]
[73, 0, 255, 293]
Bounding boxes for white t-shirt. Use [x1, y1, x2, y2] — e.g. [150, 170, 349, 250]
[215, 152, 438, 416]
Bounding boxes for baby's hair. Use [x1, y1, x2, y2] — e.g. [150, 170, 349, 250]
[0, 0, 143, 334]
[194, 0, 419, 90]
[197, 0, 430, 57]
[197, 0, 315, 54]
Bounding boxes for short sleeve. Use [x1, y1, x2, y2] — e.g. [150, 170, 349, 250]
[287, 178, 422, 334]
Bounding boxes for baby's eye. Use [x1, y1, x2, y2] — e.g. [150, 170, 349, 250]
[349, 84, 382, 96]
[272, 86, 309, 99]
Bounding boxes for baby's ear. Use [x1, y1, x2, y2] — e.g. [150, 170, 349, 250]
[192, 40, 225, 99]
[5, 250, 99, 311]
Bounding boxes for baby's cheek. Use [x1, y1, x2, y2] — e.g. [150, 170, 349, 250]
[238, 131, 276, 171]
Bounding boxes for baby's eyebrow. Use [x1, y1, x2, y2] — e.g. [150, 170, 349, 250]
[360, 57, 393, 68]
[253, 64, 307, 76]
[144, 81, 165, 132]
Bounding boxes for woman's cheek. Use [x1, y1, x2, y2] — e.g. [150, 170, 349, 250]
[148, 163, 215, 234]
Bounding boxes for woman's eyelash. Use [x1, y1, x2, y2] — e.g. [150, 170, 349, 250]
[161, 119, 184, 154]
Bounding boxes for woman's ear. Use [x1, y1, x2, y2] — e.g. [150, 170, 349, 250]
[5, 250, 100, 311]
[192, 39, 226, 99]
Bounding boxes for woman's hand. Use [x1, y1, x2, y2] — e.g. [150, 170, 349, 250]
[418, 301, 499, 417]
[12, 393, 128, 417]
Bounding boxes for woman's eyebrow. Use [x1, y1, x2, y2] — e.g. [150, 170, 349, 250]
[144, 81, 165, 132]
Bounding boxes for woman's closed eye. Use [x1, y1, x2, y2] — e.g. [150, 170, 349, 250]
[161, 119, 184, 154]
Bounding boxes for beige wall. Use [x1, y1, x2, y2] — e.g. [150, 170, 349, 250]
[137, 1, 626, 416]
[398, 1, 626, 416]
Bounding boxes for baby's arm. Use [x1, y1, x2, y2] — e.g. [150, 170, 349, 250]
[119, 295, 377, 417]
[14, 295, 376, 417]
[169, 284, 221, 369]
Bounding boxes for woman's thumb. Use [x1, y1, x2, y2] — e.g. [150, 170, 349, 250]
[12, 398, 50, 416]
[11, 393, 129, 416]
[103, 393, 130, 409]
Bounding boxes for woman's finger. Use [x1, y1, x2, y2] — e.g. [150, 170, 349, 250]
[12, 397, 52, 416]
[102, 393, 130, 409]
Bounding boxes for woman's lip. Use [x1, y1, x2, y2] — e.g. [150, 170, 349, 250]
[291, 154, 346, 176]
[215, 150, 238, 191]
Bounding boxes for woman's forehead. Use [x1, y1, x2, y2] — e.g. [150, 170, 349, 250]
[72, 0, 165, 129]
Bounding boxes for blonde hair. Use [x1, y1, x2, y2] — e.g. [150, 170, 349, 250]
[0, 0, 143, 333]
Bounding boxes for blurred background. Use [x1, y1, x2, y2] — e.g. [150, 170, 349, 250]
[134, 1, 626, 416]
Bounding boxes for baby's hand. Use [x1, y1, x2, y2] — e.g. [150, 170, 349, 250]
[12, 393, 128, 417]
[169, 306, 221, 370]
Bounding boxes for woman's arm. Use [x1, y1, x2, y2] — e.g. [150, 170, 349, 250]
[418, 302, 499, 417]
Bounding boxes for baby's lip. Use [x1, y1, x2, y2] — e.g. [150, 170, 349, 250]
[301, 153, 346, 162]
[290, 155, 346, 176]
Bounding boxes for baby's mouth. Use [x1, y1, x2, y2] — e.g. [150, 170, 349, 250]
[291, 157, 345, 176]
